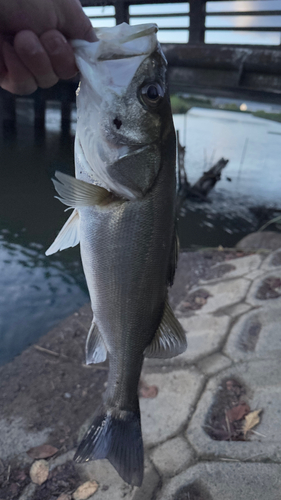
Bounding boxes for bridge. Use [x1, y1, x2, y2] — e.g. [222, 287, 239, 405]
[1, 0, 281, 132]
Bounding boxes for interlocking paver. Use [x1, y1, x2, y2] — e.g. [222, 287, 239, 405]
[246, 269, 281, 307]
[76, 457, 160, 500]
[187, 358, 281, 462]
[158, 462, 281, 500]
[140, 369, 204, 447]
[200, 254, 262, 284]
[197, 353, 232, 376]
[150, 436, 194, 478]
[224, 306, 281, 362]
[193, 278, 250, 314]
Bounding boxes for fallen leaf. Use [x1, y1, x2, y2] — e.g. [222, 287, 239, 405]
[195, 296, 207, 306]
[138, 380, 158, 399]
[57, 494, 71, 500]
[243, 409, 262, 437]
[73, 480, 99, 500]
[27, 444, 58, 459]
[29, 460, 49, 485]
[226, 403, 250, 423]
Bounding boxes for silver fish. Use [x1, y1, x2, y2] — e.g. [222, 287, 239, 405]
[46, 23, 187, 487]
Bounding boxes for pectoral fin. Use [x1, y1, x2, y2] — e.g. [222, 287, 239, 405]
[45, 208, 80, 256]
[86, 321, 107, 364]
[53, 171, 110, 208]
[144, 300, 187, 359]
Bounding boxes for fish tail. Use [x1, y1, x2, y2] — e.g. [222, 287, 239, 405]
[74, 404, 144, 487]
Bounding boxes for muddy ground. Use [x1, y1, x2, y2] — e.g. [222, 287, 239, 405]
[0, 248, 254, 499]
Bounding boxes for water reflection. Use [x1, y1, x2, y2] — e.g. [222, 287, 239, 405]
[0, 106, 88, 366]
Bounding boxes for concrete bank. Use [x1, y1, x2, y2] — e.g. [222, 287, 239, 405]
[1, 247, 280, 500]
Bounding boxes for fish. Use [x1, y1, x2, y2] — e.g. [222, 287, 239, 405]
[46, 22, 187, 487]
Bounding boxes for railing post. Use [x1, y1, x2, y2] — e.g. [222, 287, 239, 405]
[189, 0, 206, 44]
[115, 1, 129, 25]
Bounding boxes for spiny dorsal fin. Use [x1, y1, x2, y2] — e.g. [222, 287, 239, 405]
[53, 171, 110, 208]
[86, 321, 107, 364]
[144, 300, 187, 359]
[45, 208, 80, 256]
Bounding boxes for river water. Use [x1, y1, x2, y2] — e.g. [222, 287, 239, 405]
[0, 103, 280, 365]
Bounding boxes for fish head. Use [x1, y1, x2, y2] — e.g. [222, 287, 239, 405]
[73, 23, 175, 200]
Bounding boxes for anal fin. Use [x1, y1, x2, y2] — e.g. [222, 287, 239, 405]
[86, 321, 107, 364]
[144, 300, 187, 359]
[45, 208, 80, 256]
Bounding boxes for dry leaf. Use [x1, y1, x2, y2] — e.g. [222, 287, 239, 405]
[226, 403, 250, 423]
[57, 494, 71, 500]
[27, 444, 58, 459]
[73, 480, 99, 500]
[29, 459, 49, 485]
[243, 409, 262, 437]
[138, 380, 158, 399]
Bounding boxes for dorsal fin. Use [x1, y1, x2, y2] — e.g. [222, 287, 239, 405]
[144, 300, 187, 359]
[86, 321, 107, 364]
[45, 208, 80, 256]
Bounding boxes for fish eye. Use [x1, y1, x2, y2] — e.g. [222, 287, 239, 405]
[140, 83, 164, 108]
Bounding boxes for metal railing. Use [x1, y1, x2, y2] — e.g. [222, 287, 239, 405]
[81, 0, 281, 46]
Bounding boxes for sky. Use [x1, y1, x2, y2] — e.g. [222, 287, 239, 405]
[83, 1, 281, 45]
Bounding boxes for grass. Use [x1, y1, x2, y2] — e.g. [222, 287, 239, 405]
[171, 94, 281, 125]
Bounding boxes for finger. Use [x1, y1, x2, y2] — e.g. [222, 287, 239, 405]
[40, 30, 77, 80]
[0, 35, 6, 86]
[1, 40, 37, 95]
[14, 30, 58, 89]
[55, 0, 98, 43]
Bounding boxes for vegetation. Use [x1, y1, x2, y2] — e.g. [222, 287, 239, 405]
[171, 93, 281, 125]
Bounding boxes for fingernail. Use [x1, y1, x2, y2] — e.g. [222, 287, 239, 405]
[43, 35, 67, 55]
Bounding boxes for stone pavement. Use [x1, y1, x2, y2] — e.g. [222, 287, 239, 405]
[17, 248, 281, 499]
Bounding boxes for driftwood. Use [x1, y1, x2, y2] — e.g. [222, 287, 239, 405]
[176, 131, 228, 203]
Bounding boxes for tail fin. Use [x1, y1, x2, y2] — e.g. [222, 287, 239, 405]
[74, 405, 144, 487]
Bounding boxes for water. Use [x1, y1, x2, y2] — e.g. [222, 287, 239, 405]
[173, 108, 281, 248]
[0, 104, 280, 366]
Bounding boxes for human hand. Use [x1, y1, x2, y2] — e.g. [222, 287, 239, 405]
[0, 0, 97, 95]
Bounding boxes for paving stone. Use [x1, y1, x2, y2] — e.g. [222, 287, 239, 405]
[140, 369, 204, 447]
[76, 456, 159, 500]
[246, 269, 281, 307]
[244, 269, 266, 281]
[0, 416, 51, 461]
[200, 254, 262, 284]
[197, 353, 232, 376]
[150, 437, 193, 478]
[223, 302, 251, 318]
[224, 306, 281, 362]
[145, 315, 230, 368]
[179, 315, 230, 363]
[186, 359, 281, 462]
[261, 248, 281, 271]
[158, 462, 281, 500]
[192, 278, 250, 314]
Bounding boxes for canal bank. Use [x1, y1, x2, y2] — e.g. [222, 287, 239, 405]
[1, 243, 281, 499]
